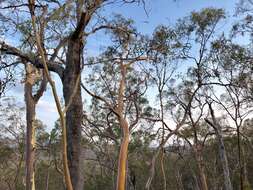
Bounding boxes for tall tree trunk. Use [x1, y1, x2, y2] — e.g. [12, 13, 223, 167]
[14, 153, 24, 190]
[116, 64, 129, 190]
[175, 169, 183, 190]
[236, 126, 244, 190]
[194, 149, 208, 190]
[242, 146, 251, 190]
[193, 173, 200, 190]
[28, 2, 73, 188]
[160, 148, 166, 190]
[214, 128, 232, 190]
[116, 117, 129, 190]
[205, 103, 233, 190]
[63, 38, 83, 190]
[25, 65, 36, 190]
[216, 128, 232, 190]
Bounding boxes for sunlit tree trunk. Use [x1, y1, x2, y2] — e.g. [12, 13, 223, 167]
[116, 117, 130, 190]
[25, 64, 44, 190]
[116, 64, 129, 190]
[28, 3, 73, 188]
[25, 77, 36, 190]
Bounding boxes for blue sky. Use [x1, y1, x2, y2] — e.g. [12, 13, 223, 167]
[4, 0, 239, 129]
[86, 0, 238, 55]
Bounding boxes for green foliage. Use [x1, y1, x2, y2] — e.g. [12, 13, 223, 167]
[1, 1, 253, 190]
[191, 8, 225, 33]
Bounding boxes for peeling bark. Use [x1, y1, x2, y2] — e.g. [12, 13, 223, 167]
[25, 79, 36, 190]
[25, 64, 45, 190]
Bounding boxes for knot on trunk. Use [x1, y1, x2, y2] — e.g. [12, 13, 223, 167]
[25, 64, 42, 85]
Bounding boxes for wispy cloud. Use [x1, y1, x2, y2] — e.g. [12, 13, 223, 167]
[37, 99, 58, 129]
[37, 99, 57, 113]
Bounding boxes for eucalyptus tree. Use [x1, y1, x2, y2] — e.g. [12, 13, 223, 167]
[174, 8, 252, 189]
[143, 7, 226, 190]
[204, 101, 233, 190]
[0, 0, 145, 189]
[234, 0, 253, 39]
[206, 37, 253, 190]
[139, 24, 182, 190]
[171, 8, 227, 189]
[168, 78, 214, 190]
[24, 63, 47, 190]
[82, 15, 151, 190]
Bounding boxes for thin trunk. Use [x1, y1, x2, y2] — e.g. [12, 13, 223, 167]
[14, 153, 24, 190]
[216, 128, 233, 190]
[129, 169, 136, 190]
[145, 86, 199, 190]
[193, 173, 200, 190]
[145, 150, 159, 190]
[63, 38, 83, 190]
[28, 5, 73, 189]
[25, 65, 36, 190]
[242, 146, 251, 189]
[45, 142, 51, 190]
[116, 64, 130, 190]
[175, 169, 184, 190]
[159, 89, 166, 190]
[206, 103, 233, 190]
[116, 118, 129, 190]
[205, 119, 233, 190]
[194, 149, 208, 190]
[45, 167, 50, 190]
[237, 126, 244, 190]
[193, 122, 208, 190]
[160, 148, 166, 190]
